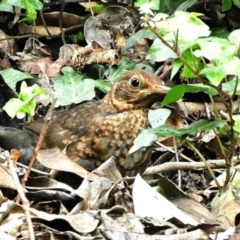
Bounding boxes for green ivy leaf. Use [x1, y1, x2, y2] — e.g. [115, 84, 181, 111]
[19, 82, 45, 102]
[94, 80, 112, 93]
[233, 0, 240, 8]
[148, 109, 171, 128]
[103, 58, 137, 84]
[85, 4, 105, 13]
[176, 0, 198, 11]
[135, 0, 160, 10]
[185, 84, 218, 95]
[233, 118, 240, 133]
[222, 78, 240, 95]
[0, 68, 33, 90]
[181, 49, 204, 78]
[194, 37, 235, 61]
[22, 1, 37, 22]
[161, 84, 185, 107]
[129, 119, 224, 154]
[222, 0, 232, 11]
[51, 67, 95, 107]
[200, 66, 226, 86]
[167, 11, 210, 41]
[70, 31, 84, 43]
[147, 38, 178, 62]
[0, 0, 14, 12]
[3, 82, 45, 119]
[7, 0, 42, 9]
[229, 29, 240, 49]
[171, 59, 183, 80]
[122, 29, 156, 54]
[3, 98, 26, 119]
[129, 129, 157, 154]
[177, 119, 224, 135]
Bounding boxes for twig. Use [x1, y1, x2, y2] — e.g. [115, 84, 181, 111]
[186, 140, 221, 190]
[143, 158, 240, 176]
[8, 153, 35, 240]
[173, 136, 181, 188]
[156, 141, 194, 162]
[16, 162, 50, 176]
[16, 99, 57, 203]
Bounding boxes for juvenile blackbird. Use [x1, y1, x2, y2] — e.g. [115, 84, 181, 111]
[26, 70, 169, 176]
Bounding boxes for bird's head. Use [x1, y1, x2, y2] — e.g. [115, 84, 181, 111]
[104, 69, 169, 112]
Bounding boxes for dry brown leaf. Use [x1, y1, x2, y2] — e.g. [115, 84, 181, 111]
[211, 187, 240, 229]
[37, 148, 99, 181]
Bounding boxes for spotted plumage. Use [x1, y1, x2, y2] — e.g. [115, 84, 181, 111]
[27, 70, 169, 176]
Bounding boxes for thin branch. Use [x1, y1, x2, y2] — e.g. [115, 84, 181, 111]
[186, 140, 221, 190]
[143, 158, 240, 176]
[8, 153, 35, 240]
[16, 99, 57, 204]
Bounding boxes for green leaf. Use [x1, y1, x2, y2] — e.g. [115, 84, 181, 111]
[3, 98, 25, 119]
[158, 0, 175, 12]
[205, 56, 240, 85]
[147, 38, 178, 62]
[181, 49, 204, 78]
[221, 56, 240, 77]
[129, 129, 157, 154]
[176, 0, 198, 11]
[70, 31, 84, 43]
[185, 84, 218, 95]
[222, 0, 232, 11]
[171, 59, 183, 80]
[2, 82, 44, 119]
[134, 0, 160, 10]
[211, 27, 230, 38]
[130, 119, 224, 154]
[233, 117, 240, 133]
[154, 119, 224, 138]
[161, 84, 185, 107]
[121, 29, 156, 54]
[0, 68, 33, 89]
[167, 11, 210, 41]
[222, 78, 240, 95]
[104, 58, 136, 84]
[51, 67, 95, 107]
[19, 82, 45, 102]
[17, 100, 36, 118]
[194, 37, 236, 61]
[134, 63, 154, 73]
[148, 109, 171, 128]
[161, 83, 218, 107]
[0, 0, 14, 12]
[228, 29, 240, 48]
[233, 0, 240, 8]
[177, 119, 224, 135]
[22, 2, 36, 22]
[86, 4, 105, 13]
[61, 66, 75, 75]
[200, 66, 226, 86]
[94, 80, 112, 93]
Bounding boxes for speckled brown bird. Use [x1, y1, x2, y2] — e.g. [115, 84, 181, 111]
[27, 70, 169, 176]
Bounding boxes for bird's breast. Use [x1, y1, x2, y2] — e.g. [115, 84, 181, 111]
[69, 109, 151, 173]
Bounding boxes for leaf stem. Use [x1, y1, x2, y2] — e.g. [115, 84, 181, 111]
[186, 139, 221, 190]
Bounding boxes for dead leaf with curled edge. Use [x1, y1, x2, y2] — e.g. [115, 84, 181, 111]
[0, 163, 16, 190]
[37, 148, 99, 181]
[84, 5, 139, 49]
[67, 45, 119, 69]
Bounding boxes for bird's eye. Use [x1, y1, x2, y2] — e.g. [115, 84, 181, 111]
[129, 77, 140, 88]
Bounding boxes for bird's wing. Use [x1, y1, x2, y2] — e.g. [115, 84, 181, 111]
[26, 101, 104, 149]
